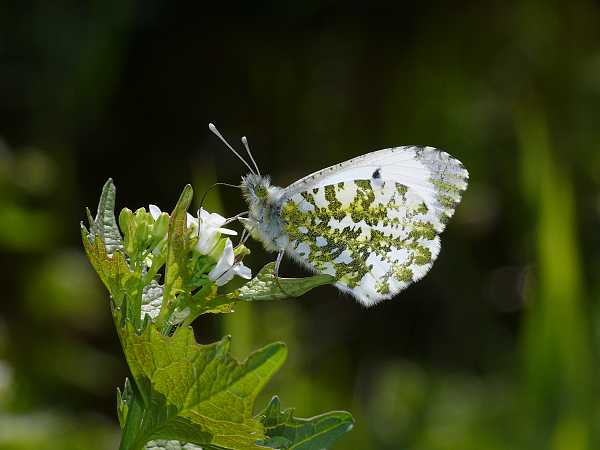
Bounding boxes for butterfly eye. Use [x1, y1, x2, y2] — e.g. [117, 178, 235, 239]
[255, 185, 267, 199]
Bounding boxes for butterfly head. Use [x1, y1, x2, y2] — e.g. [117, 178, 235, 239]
[240, 173, 275, 206]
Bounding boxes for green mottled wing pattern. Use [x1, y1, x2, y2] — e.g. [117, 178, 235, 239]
[279, 146, 468, 305]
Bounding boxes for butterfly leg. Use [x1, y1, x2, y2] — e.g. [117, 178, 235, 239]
[240, 228, 249, 245]
[223, 211, 249, 226]
[274, 250, 293, 298]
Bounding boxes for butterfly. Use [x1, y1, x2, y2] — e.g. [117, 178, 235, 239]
[208, 123, 468, 306]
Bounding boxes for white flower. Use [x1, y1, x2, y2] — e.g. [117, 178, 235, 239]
[149, 204, 162, 220]
[208, 238, 251, 286]
[149, 204, 198, 230]
[196, 208, 237, 255]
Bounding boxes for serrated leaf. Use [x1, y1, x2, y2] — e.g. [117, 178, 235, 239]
[257, 396, 354, 450]
[81, 225, 132, 302]
[82, 179, 133, 307]
[159, 185, 194, 324]
[117, 378, 134, 428]
[90, 178, 123, 256]
[119, 323, 287, 449]
[238, 262, 335, 302]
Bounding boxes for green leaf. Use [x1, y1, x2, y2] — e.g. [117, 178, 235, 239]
[144, 441, 227, 450]
[238, 262, 335, 302]
[144, 440, 203, 450]
[175, 261, 335, 320]
[81, 226, 132, 303]
[178, 283, 234, 327]
[119, 323, 287, 450]
[117, 378, 134, 428]
[159, 185, 193, 325]
[81, 179, 134, 305]
[89, 178, 123, 256]
[257, 396, 354, 450]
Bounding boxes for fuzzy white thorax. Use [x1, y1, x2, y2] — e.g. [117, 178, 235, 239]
[239, 173, 288, 252]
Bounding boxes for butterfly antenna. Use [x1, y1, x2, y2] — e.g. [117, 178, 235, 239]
[208, 123, 256, 175]
[198, 182, 242, 212]
[241, 136, 261, 176]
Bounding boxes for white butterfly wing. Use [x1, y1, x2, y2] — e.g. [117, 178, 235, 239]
[279, 146, 468, 306]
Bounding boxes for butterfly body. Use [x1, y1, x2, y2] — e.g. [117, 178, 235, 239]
[238, 146, 469, 307]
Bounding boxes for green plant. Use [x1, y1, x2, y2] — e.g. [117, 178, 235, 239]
[81, 179, 354, 450]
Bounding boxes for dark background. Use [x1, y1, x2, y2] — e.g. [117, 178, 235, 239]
[1, 1, 599, 449]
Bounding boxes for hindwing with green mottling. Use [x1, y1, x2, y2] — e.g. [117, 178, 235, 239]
[276, 146, 468, 306]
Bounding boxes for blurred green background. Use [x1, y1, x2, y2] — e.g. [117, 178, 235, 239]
[1, 1, 599, 449]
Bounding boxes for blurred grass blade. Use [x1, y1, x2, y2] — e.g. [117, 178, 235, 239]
[517, 106, 592, 450]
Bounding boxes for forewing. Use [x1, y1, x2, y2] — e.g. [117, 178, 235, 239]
[285, 146, 467, 218]
[280, 147, 468, 306]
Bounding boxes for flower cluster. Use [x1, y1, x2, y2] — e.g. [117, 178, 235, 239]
[95, 191, 255, 327]
[148, 204, 251, 287]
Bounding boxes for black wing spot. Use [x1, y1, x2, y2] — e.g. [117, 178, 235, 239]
[372, 168, 381, 179]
